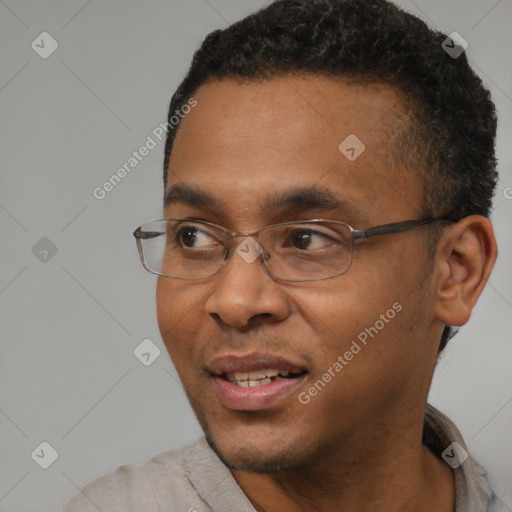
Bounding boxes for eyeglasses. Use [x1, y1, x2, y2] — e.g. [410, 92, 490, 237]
[133, 217, 448, 282]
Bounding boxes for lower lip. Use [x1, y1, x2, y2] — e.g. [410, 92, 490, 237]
[212, 374, 307, 411]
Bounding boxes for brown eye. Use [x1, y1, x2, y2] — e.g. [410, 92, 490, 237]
[289, 229, 334, 251]
[176, 226, 217, 248]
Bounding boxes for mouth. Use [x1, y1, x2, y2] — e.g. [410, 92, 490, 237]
[207, 352, 309, 411]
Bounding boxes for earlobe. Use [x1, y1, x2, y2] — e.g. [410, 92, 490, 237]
[433, 216, 497, 327]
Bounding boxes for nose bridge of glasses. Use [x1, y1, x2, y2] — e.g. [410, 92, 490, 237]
[233, 236, 264, 264]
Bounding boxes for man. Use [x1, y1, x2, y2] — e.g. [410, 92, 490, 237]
[64, 0, 507, 510]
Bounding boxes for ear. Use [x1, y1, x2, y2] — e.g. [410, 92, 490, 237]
[433, 215, 497, 327]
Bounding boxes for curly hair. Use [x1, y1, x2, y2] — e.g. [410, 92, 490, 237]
[162, 0, 498, 352]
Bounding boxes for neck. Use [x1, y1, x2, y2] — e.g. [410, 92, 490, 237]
[231, 416, 454, 512]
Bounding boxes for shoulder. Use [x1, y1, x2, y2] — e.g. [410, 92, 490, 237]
[424, 404, 510, 512]
[62, 438, 212, 512]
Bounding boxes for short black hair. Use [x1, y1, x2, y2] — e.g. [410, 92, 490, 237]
[163, 0, 498, 352]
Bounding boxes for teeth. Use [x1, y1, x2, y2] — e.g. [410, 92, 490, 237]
[248, 370, 267, 379]
[248, 378, 271, 387]
[229, 368, 282, 381]
[229, 377, 272, 388]
[225, 368, 291, 387]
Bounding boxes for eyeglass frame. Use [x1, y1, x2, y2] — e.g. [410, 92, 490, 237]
[133, 216, 450, 282]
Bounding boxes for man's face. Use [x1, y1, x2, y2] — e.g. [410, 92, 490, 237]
[157, 76, 441, 471]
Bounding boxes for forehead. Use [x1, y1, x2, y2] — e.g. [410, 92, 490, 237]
[167, 76, 422, 226]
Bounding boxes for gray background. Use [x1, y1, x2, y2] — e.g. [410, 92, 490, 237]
[0, 0, 510, 510]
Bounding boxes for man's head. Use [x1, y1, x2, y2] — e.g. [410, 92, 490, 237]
[154, 0, 497, 474]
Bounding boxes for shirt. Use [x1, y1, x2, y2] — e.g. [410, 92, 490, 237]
[62, 404, 508, 511]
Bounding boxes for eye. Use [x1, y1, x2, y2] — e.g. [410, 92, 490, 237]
[176, 225, 218, 248]
[289, 229, 335, 250]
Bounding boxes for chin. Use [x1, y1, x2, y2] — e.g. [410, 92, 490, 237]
[201, 419, 313, 473]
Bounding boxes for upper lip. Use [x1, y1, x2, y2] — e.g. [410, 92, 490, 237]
[207, 352, 308, 376]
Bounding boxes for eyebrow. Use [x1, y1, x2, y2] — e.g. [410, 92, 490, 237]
[164, 183, 365, 220]
[165, 183, 223, 211]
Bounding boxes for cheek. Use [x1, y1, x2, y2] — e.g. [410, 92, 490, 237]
[156, 279, 211, 366]
[303, 271, 385, 331]
[298, 252, 429, 371]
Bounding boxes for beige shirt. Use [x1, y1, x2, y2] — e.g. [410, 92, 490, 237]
[62, 404, 508, 511]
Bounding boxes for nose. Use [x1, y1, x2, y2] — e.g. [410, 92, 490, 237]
[204, 237, 291, 328]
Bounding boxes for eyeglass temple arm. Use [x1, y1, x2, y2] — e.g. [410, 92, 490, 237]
[352, 217, 448, 240]
[133, 229, 163, 239]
